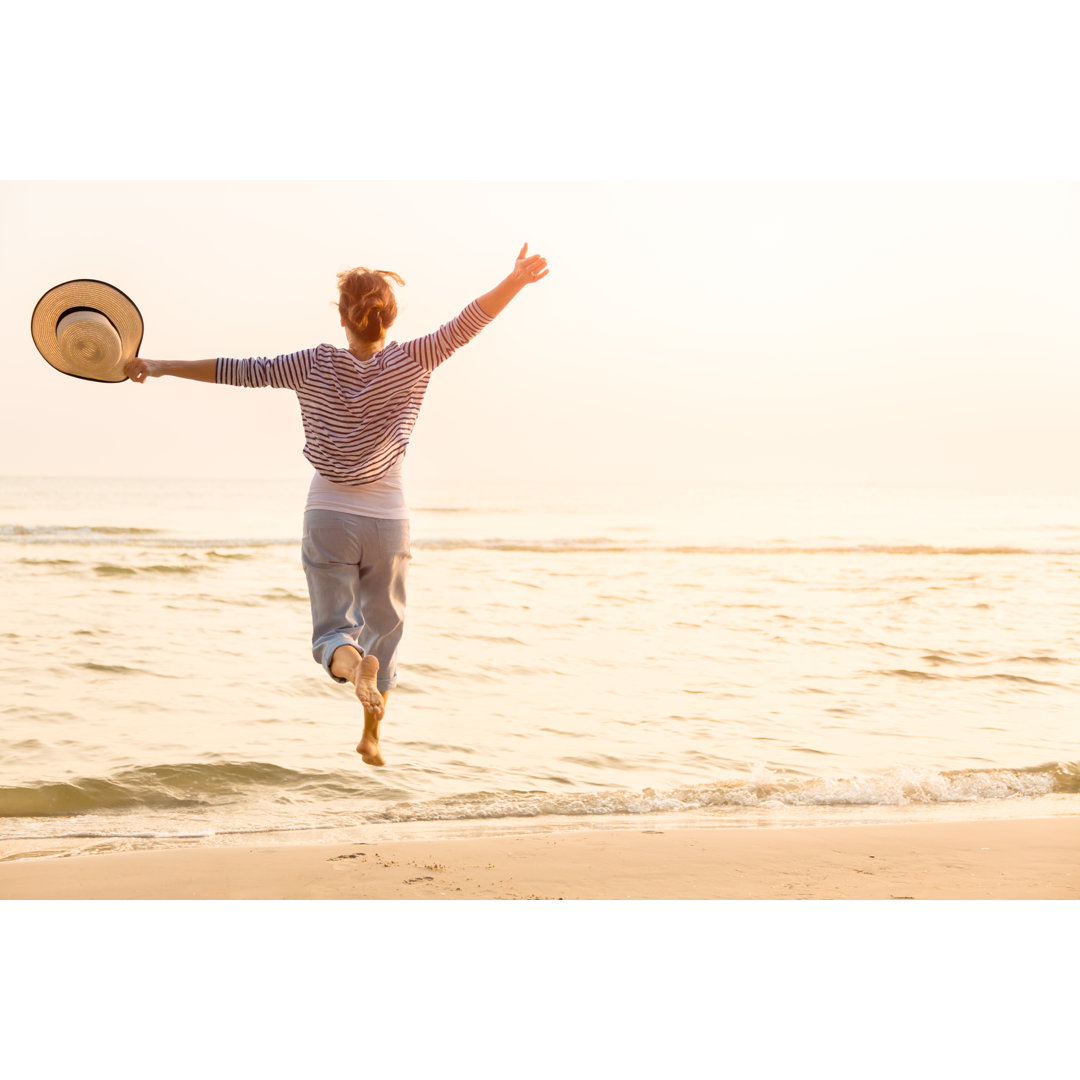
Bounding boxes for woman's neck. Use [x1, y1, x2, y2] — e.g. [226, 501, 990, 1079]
[345, 333, 385, 361]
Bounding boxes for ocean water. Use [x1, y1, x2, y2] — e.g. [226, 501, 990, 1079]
[1, 475, 1078, 860]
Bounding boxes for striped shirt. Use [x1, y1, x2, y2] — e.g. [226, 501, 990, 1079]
[216, 300, 493, 485]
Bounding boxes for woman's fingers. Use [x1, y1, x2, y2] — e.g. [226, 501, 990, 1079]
[514, 243, 548, 283]
[124, 358, 154, 383]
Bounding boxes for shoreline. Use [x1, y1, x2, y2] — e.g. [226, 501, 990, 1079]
[1, 815, 1077, 899]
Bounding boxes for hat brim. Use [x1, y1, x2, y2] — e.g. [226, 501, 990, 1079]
[31, 279, 143, 383]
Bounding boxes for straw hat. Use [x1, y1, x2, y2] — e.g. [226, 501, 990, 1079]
[31, 279, 143, 383]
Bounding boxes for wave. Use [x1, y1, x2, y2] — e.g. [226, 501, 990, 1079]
[2, 759, 1076, 823]
[366, 762, 1080, 823]
[877, 668, 1071, 689]
[5, 522, 1080, 556]
[2, 525, 293, 549]
[93, 563, 204, 576]
[2, 525, 161, 541]
[0, 761, 314, 818]
[412, 539, 1065, 555]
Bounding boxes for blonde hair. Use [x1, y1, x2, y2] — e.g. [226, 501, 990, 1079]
[336, 267, 405, 344]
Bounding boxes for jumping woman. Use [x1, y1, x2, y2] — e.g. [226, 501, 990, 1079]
[125, 243, 549, 766]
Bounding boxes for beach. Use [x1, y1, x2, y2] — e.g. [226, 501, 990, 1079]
[1, 816, 1076, 899]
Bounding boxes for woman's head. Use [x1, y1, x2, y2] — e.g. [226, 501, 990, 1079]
[336, 267, 405, 345]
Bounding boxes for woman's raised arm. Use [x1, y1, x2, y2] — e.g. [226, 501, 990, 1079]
[475, 243, 549, 318]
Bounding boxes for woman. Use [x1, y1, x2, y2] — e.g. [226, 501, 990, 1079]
[125, 243, 549, 766]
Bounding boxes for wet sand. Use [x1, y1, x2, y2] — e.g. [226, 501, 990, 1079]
[1, 817, 1077, 899]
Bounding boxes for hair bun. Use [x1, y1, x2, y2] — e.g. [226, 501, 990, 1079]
[336, 267, 402, 345]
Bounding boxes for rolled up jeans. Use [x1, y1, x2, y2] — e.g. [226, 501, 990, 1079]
[301, 510, 411, 693]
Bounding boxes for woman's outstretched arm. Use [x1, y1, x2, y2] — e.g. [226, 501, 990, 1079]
[125, 358, 217, 383]
[475, 243, 549, 318]
[126, 350, 314, 389]
[400, 243, 549, 373]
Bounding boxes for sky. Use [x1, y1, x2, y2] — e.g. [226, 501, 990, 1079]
[3, 180, 1078, 498]
[2, 2, 1078, 504]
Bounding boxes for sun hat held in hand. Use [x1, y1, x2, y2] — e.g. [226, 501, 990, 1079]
[31, 279, 143, 383]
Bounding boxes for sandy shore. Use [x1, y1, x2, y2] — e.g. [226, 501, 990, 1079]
[2, 816, 1077, 899]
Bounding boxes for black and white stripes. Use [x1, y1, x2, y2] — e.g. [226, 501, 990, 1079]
[216, 300, 492, 485]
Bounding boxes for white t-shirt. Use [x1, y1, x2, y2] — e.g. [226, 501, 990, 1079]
[304, 455, 408, 519]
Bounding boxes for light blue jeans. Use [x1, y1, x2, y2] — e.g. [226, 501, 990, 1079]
[301, 510, 412, 692]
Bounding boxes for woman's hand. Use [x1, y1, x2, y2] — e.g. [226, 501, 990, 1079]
[475, 244, 550, 318]
[124, 357, 161, 383]
[511, 242, 549, 285]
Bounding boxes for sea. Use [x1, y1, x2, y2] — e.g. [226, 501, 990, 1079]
[1, 474, 1078, 862]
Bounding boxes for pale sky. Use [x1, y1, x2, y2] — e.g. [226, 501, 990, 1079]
[3, 2, 1078, 500]
[3, 181, 1078, 496]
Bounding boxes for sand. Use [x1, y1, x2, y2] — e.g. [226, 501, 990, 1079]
[1, 817, 1077, 899]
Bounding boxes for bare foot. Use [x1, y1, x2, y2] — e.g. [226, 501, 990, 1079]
[329, 646, 390, 766]
[356, 711, 385, 765]
[353, 656, 387, 765]
[357, 687, 389, 766]
[354, 654, 385, 720]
